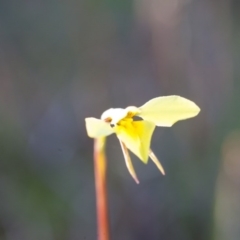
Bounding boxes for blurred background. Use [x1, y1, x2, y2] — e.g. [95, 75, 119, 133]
[0, 0, 239, 239]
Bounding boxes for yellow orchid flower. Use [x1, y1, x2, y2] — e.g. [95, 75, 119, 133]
[85, 95, 200, 183]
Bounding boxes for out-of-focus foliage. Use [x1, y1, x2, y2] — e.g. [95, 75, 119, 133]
[0, 0, 239, 240]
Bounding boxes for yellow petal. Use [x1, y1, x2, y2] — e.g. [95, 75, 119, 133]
[138, 96, 200, 127]
[149, 149, 165, 175]
[115, 120, 155, 163]
[85, 117, 114, 138]
[119, 140, 139, 184]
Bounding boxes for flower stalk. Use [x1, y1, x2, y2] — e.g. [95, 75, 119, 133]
[94, 137, 110, 240]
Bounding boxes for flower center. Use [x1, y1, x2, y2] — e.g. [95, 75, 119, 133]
[101, 106, 141, 127]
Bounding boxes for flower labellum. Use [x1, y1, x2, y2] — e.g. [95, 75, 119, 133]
[85, 96, 200, 183]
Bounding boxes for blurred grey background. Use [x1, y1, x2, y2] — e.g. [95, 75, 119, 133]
[0, 0, 239, 239]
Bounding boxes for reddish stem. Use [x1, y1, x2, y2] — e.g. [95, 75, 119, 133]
[94, 138, 110, 240]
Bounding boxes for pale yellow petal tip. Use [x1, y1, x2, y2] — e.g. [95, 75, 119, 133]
[190, 100, 201, 114]
[132, 175, 140, 184]
[196, 104, 201, 115]
[149, 150, 165, 175]
[176, 97, 201, 118]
